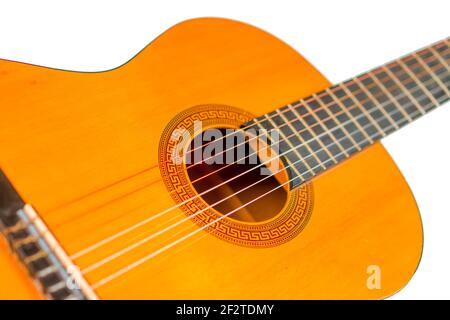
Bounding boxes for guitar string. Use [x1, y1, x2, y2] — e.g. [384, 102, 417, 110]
[90, 92, 447, 289]
[80, 94, 420, 275]
[46, 50, 448, 222]
[80, 84, 447, 274]
[59, 51, 450, 226]
[57, 51, 447, 230]
[77, 82, 448, 274]
[60, 61, 430, 229]
[69, 66, 448, 260]
[53, 66, 408, 227]
[42, 68, 387, 217]
[81, 54, 450, 229]
[70, 67, 449, 262]
[184, 43, 449, 163]
[42, 43, 449, 215]
[189, 56, 447, 184]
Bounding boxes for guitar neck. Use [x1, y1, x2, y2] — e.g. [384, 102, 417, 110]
[246, 38, 449, 189]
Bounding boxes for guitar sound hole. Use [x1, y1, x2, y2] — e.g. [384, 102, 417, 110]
[186, 128, 288, 223]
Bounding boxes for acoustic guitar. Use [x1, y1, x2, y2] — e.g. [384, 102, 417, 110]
[0, 18, 448, 300]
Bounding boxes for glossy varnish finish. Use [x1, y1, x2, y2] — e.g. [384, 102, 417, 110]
[0, 18, 423, 299]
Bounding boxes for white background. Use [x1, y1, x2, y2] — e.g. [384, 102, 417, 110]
[0, 0, 448, 299]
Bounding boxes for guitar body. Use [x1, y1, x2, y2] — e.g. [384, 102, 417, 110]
[0, 18, 423, 299]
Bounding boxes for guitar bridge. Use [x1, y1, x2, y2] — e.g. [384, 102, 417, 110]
[0, 170, 97, 300]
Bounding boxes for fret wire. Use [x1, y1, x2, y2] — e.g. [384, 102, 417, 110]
[259, 77, 447, 191]
[275, 109, 323, 172]
[397, 58, 439, 106]
[369, 51, 444, 96]
[442, 40, 450, 57]
[413, 52, 450, 96]
[293, 104, 338, 164]
[429, 46, 450, 72]
[264, 114, 308, 180]
[248, 47, 447, 150]
[353, 75, 400, 130]
[288, 104, 337, 165]
[404, 56, 447, 112]
[312, 93, 359, 155]
[302, 99, 349, 157]
[324, 88, 367, 145]
[281, 106, 325, 169]
[244, 44, 448, 183]
[330, 55, 440, 135]
[196, 45, 448, 166]
[434, 43, 450, 72]
[312, 93, 358, 155]
[404, 54, 444, 81]
[260, 64, 447, 183]
[291, 84, 447, 186]
[369, 69, 413, 123]
[417, 49, 449, 83]
[333, 84, 384, 138]
[390, 60, 431, 115]
[390, 61, 431, 114]
[345, 80, 393, 134]
[277, 52, 444, 151]
[381, 65, 425, 117]
[295, 56, 434, 147]
[335, 89, 381, 142]
[288, 84, 447, 191]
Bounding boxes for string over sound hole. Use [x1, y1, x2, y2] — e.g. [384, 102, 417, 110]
[186, 128, 288, 223]
[159, 104, 313, 247]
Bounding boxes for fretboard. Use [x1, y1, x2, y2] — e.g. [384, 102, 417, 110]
[245, 38, 449, 189]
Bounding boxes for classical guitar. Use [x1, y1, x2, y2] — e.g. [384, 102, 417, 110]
[0, 18, 448, 300]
